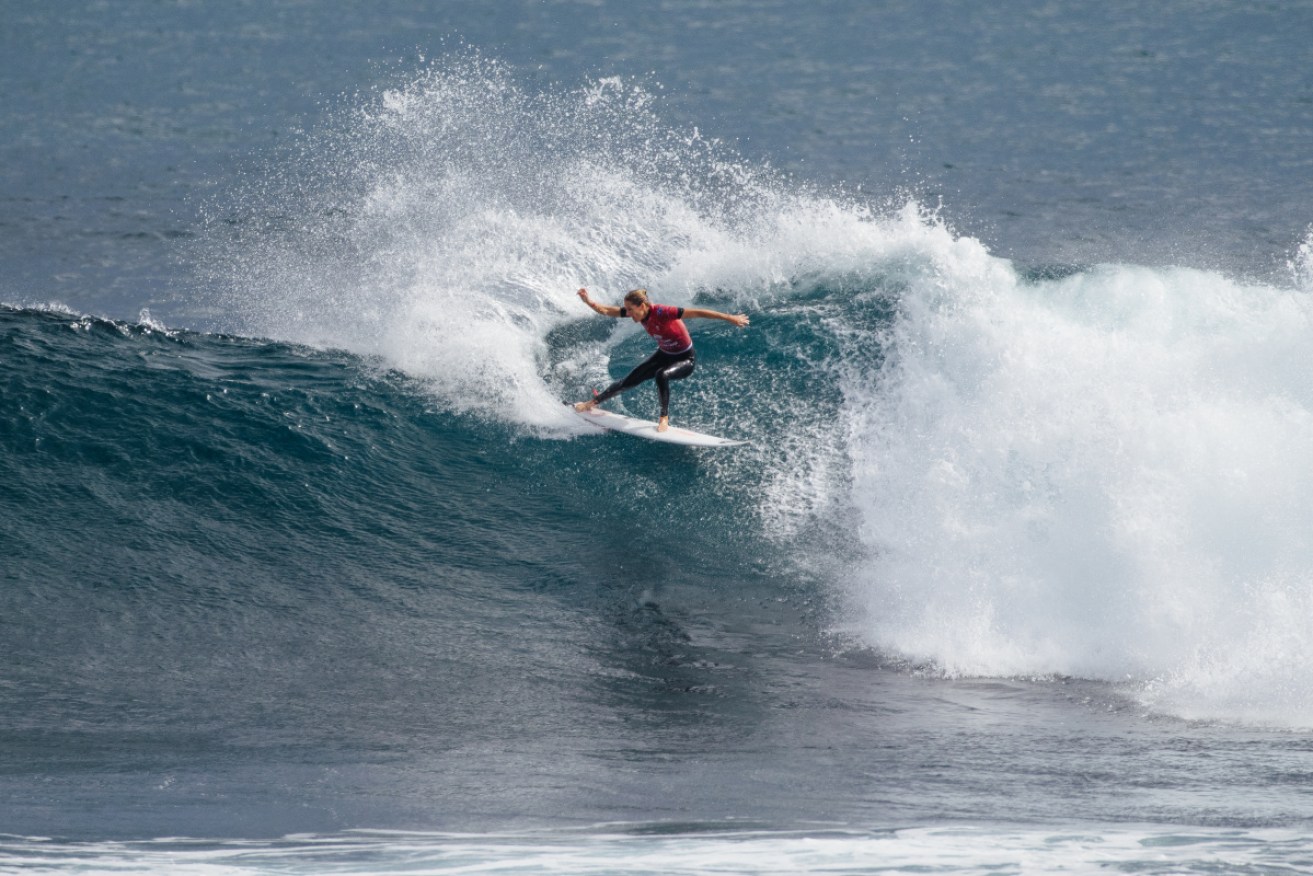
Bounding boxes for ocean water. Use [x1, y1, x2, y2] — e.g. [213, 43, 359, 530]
[4, 2, 1313, 873]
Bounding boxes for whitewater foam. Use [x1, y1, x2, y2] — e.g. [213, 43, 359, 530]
[3, 825, 1310, 875]
[1292, 226, 1313, 293]
[841, 234, 1313, 727]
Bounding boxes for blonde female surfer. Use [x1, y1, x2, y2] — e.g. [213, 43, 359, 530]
[572, 288, 749, 432]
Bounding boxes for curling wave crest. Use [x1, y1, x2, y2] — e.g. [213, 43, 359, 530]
[201, 54, 1313, 728]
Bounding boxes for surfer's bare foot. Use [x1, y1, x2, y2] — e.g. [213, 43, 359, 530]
[657, 416, 670, 432]
[573, 400, 597, 412]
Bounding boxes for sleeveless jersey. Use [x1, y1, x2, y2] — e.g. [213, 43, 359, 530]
[622, 304, 692, 354]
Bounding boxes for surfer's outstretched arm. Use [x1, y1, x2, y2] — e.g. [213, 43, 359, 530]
[577, 288, 623, 318]
[573, 288, 620, 413]
[682, 307, 750, 328]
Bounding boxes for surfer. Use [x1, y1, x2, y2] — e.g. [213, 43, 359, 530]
[572, 287, 749, 432]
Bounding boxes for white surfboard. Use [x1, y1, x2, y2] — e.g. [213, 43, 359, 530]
[572, 407, 745, 447]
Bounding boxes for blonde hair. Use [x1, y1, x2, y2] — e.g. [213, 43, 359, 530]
[623, 288, 649, 308]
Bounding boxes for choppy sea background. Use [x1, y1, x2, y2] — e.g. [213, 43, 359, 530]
[4, 2, 1313, 873]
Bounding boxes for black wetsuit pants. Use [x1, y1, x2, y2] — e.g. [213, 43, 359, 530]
[594, 348, 696, 418]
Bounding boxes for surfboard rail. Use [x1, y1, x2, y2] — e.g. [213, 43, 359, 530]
[571, 406, 746, 447]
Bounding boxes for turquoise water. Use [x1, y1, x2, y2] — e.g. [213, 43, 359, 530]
[4, 2, 1313, 873]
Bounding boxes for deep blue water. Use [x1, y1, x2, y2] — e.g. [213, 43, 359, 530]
[4, 2, 1313, 873]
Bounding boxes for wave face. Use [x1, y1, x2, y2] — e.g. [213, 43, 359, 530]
[26, 55, 1313, 733]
